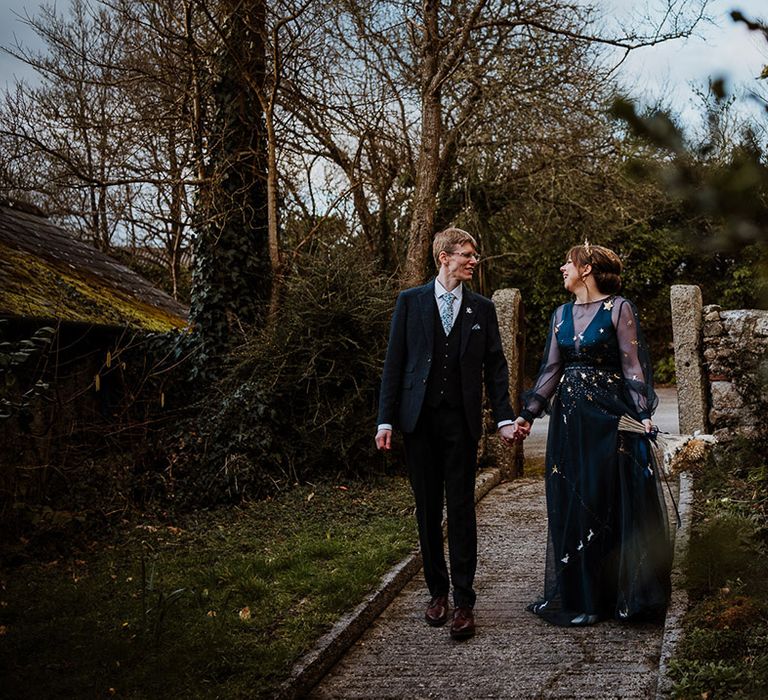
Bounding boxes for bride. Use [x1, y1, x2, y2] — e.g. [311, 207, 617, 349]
[513, 242, 672, 626]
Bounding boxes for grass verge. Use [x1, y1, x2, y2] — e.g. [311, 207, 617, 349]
[0, 475, 416, 699]
[669, 438, 768, 699]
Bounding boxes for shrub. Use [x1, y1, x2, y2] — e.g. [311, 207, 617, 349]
[172, 247, 399, 505]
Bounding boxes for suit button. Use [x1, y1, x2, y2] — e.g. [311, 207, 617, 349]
[422, 379, 427, 384]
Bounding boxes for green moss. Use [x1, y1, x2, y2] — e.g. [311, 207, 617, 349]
[0, 243, 186, 332]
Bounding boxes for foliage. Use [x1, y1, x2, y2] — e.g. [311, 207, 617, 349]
[654, 355, 677, 385]
[173, 246, 397, 505]
[669, 438, 768, 699]
[609, 11, 768, 311]
[497, 217, 690, 377]
[0, 477, 416, 699]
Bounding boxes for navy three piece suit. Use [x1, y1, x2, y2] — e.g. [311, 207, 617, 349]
[377, 280, 515, 607]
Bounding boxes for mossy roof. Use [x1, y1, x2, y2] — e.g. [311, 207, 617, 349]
[0, 203, 189, 332]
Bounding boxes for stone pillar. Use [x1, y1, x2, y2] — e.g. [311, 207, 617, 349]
[489, 288, 524, 477]
[670, 285, 708, 434]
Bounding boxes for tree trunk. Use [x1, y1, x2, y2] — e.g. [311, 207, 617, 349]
[402, 1, 441, 288]
[266, 112, 283, 319]
[189, 0, 270, 357]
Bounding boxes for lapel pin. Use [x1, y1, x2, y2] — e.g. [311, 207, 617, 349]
[466, 307, 473, 314]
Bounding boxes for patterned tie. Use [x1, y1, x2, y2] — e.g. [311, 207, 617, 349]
[440, 292, 455, 335]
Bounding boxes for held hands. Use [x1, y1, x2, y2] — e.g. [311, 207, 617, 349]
[511, 417, 531, 443]
[499, 417, 531, 446]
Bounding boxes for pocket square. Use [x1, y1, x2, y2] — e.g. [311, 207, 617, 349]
[471, 323, 481, 331]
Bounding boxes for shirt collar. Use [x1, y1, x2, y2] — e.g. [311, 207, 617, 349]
[434, 278, 463, 304]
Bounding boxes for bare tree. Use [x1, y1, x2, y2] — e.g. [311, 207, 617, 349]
[277, 0, 710, 288]
[0, 0, 200, 299]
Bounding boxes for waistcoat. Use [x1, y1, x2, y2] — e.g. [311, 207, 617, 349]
[424, 301, 463, 408]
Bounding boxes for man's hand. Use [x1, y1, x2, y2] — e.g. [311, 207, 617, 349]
[498, 424, 517, 446]
[642, 419, 653, 433]
[375, 428, 392, 450]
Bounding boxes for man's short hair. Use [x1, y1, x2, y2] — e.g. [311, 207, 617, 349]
[432, 227, 478, 268]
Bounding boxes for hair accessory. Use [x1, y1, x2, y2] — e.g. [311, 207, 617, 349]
[583, 238, 591, 257]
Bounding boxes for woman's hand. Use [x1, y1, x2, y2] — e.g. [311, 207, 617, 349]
[513, 416, 531, 442]
[642, 419, 653, 434]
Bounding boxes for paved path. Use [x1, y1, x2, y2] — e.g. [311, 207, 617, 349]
[310, 389, 680, 698]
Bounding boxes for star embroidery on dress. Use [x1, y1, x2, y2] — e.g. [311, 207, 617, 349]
[580, 372, 587, 379]
[563, 415, 567, 424]
[567, 386, 572, 393]
[551, 465, 559, 474]
[573, 335, 578, 341]
[577, 540, 584, 551]
[587, 394, 593, 401]
[587, 529, 595, 541]
[599, 328, 605, 334]
[603, 299, 614, 310]
[561, 553, 569, 564]
[466, 307, 473, 314]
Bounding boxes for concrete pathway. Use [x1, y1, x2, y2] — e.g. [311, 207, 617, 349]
[309, 389, 681, 699]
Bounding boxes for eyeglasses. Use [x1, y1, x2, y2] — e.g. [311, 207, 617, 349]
[448, 251, 481, 262]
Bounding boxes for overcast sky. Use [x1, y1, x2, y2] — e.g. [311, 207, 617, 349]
[1, 0, 766, 128]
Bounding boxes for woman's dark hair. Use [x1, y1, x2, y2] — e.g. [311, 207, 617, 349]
[567, 243, 622, 294]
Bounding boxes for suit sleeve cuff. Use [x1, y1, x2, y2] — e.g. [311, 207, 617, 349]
[497, 420, 514, 429]
[377, 424, 393, 431]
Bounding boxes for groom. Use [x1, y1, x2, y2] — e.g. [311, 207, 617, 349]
[375, 227, 518, 640]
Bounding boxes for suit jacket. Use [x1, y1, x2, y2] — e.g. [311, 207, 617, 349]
[377, 280, 515, 441]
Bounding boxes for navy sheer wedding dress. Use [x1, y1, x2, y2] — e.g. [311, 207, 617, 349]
[521, 295, 672, 626]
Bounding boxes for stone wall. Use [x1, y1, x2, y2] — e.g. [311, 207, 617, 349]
[701, 305, 768, 441]
[487, 288, 525, 477]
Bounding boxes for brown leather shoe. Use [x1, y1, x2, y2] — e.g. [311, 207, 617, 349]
[425, 595, 449, 626]
[450, 606, 475, 640]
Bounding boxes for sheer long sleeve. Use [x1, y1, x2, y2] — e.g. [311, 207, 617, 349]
[613, 298, 657, 420]
[520, 307, 565, 423]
